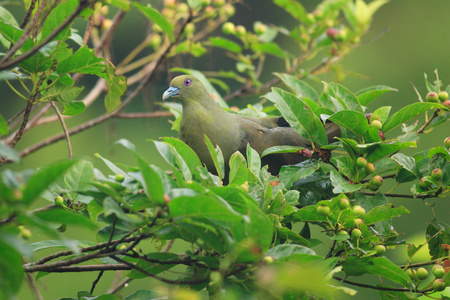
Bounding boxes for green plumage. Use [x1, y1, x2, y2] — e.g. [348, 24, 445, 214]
[163, 75, 340, 175]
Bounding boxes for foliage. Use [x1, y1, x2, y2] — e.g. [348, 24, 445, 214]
[0, 0, 450, 299]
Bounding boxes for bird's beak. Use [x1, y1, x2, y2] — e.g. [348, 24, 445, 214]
[162, 86, 179, 100]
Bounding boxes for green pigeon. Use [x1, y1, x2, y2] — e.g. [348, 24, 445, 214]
[163, 75, 340, 175]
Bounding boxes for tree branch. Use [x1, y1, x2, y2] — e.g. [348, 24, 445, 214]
[333, 276, 433, 293]
[51, 102, 72, 160]
[30, 264, 132, 273]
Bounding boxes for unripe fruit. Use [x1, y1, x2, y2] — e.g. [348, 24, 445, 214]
[254, 23, 267, 35]
[370, 175, 383, 187]
[114, 173, 125, 183]
[426, 91, 440, 103]
[371, 120, 383, 130]
[433, 278, 447, 291]
[368, 184, 379, 191]
[439, 91, 448, 101]
[177, 3, 189, 14]
[354, 218, 364, 227]
[55, 196, 64, 206]
[317, 205, 330, 217]
[204, 6, 216, 18]
[406, 268, 416, 279]
[365, 163, 375, 174]
[356, 157, 367, 168]
[239, 181, 249, 193]
[164, 194, 171, 204]
[221, 4, 235, 18]
[337, 230, 349, 238]
[351, 228, 362, 239]
[443, 100, 450, 109]
[57, 223, 67, 232]
[164, 0, 175, 8]
[419, 176, 432, 189]
[433, 265, 445, 278]
[263, 256, 275, 264]
[300, 149, 312, 158]
[378, 130, 385, 140]
[326, 28, 338, 39]
[445, 137, 450, 149]
[353, 205, 366, 217]
[213, 0, 225, 7]
[222, 22, 235, 35]
[235, 25, 246, 37]
[200, 0, 211, 6]
[431, 168, 443, 180]
[101, 19, 113, 32]
[338, 198, 350, 210]
[374, 244, 386, 255]
[416, 267, 428, 280]
[184, 23, 195, 37]
[18, 226, 32, 240]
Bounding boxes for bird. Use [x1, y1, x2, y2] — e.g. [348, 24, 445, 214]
[162, 75, 340, 176]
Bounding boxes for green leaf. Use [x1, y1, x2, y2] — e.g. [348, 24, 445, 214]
[261, 145, 305, 157]
[0, 113, 8, 135]
[41, 0, 78, 42]
[0, 20, 33, 50]
[168, 194, 243, 221]
[383, 102, 446, 132]
[208, 37, 242, 53]
[19, 50, 53, 73]
[266, 244, 316, 259]
[371, 106, 391, 124]
[0, 7, 17, 48]
[356, 85, 397, 106]
[128, 253, 179, 279]
[279, 163, 320, 190]
[367, 257, 412, 287]
[62, 101, 86, 115]
[22, 160, 75, 205]
[103, 61, 126, 113]
[330, 169, 362, 193]
[124, 290, 162, 300]
[277, 227, 310, 246]
[363, 204, 410, 225]
[133, 2, 174, 42]
[57, 46, 105, 75]
[0, 142, 20, 162]
[253, 42, 286, 58]
[228, 151, 249, 186]
[324, 82, 363, 113]
[426, 221, 450, 260]
[110, 0, 131, 10]
[40, 83, 84, 104]
[275, 73, 319, 100]
[0, 239, 23, 299]
[162, 137, 202, 178]
[50, 160, 94, 202]
[204, 134, 225, 180]
[270, 87, 328, 147]
[273, 0, 308, 23]
[391, 153, 420, 178]
[30, 240, 94, 252]
[34, 207, 97, 229]
[328, 110, 369, 136]
[366, 142, 416, 162]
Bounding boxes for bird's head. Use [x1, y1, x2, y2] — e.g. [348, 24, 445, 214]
[162, 75, 207, 104]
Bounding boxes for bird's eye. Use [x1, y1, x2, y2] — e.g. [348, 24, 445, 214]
[184, 79, 192, 87]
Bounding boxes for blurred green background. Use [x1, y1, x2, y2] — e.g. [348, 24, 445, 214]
[2, 0, 449, 298]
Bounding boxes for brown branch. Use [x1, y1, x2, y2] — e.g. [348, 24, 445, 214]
[114, 111, 173, 119]
[51, 102, 72, 160]
[17, 13, 193, 159]
[0, 3, 88, 71]
[31, 264, 132, 273]
[417, 109, 439, 134]
[20, 0, 39, 29]
[0, 204, 57, 226]
[25, 270, 43, 300]
[95, 10, 126, 55]
[361, 191, 441, 199]
[108, 277, 132, 294]
[83, 15, 96, 45]
[333, 276, 432, 293]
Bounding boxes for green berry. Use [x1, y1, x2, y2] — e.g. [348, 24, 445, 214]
[263, 256, 275, 264]
[254, 23, 267, 35]
[356, 157, 367, 168]
[55, 196, 64, 206]
[221, 4, 235, 18]
[338, 198, 350, 210]
[353, 205, 366, 217]
[445, 137, 450, 149]
[419, 176, 432, 189]
[371, 120, 383, 130]
[213, 0, 225, 7]
[19, 226, 32, 240]
[184, 23, 195, 37]
[222, 22, 235, 35]
[406, 268, 416, 279]
[200, 0, 211, 6]
[114, 173, 125, 183]
[439, 91, 449, 101]
[351, 228, 362, 239]
[370, 175, 383, 187]
[235, 25, 246, 37]
[426, 91, 440, 103]
[354, 218, 364, 227]
[365, 163, 375, 174]
[433, 278, 447, 292]
[368, 184, 379, 191]
[433, 265, 445, 278]
[317, 205, 330, 217]
[431, 168, 443, 180]
[374, 244, 386, 255]
[443, 100, 450, 109]
[416, 267, 428, 280]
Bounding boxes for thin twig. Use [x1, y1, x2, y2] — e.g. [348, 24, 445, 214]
[114, 111, 173, 118]
[333, 276, 432, 293]
[25, 270, 44, 300]
[19, 0, 39, 29]
[0, 4, 89, 71]
[417, 110, 439, 134]
[51, 102, 72, 160]
[108, 277, 132, 294]
[31, 264, 132, 273]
